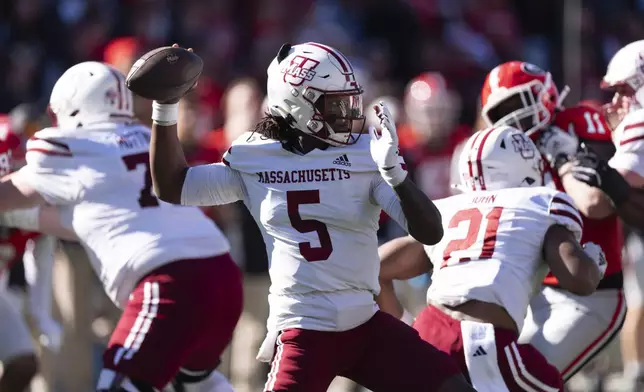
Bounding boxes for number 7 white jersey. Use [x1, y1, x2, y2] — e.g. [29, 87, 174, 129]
[425, 186, 583, 331]
[18, 123, 230, 308]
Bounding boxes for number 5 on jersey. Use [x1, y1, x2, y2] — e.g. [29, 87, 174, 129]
[441, 207, 503, 268]
[287, 190, 333, 262]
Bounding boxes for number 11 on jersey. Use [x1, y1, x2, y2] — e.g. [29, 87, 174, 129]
[441, 207, 503, 268]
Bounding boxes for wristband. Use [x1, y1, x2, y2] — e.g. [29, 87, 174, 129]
[400, 309, 414, 326]
[152, 101, 179, 126]
[380, 165, 408, 187]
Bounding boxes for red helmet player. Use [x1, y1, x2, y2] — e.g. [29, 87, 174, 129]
[480, 61, 626, 382]
[404, 72, 462, 143]
[480, 61, 567, 136]
[397, 72, 470, 200]
[547, 104, 623, 281]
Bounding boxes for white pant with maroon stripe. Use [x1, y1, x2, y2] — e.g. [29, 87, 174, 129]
[518, 286, 626, 381]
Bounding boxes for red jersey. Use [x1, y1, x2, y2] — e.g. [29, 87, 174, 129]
[0, 229, 40, 278]
[542, 105, 623, 286]
[0, 116, 41, 278]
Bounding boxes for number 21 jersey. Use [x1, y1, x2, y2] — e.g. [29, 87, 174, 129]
[425, 186, 583, 331]
[18, 123, 230, 308]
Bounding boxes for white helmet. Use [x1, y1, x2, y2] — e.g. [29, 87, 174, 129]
[266, 42, 365, 146]
[458, 126, 543, 192]
[49, 61, 134, 129]
[602, 40, 644, 107]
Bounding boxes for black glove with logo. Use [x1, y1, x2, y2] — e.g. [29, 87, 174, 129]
[571, 142, 631, 206]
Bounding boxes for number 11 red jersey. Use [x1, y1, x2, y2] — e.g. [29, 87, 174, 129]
[542, 105, 624, 285]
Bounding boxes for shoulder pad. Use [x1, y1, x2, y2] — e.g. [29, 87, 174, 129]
[616, 109, 644, 147]
[27, 128, 73, 157]
[221, 132, 284, 172]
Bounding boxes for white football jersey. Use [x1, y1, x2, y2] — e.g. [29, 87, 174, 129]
[425, 186, 583, 331]
[18, 123, 230, 308]
[181, 132, 407, 332]
[609, 108, 644, 177]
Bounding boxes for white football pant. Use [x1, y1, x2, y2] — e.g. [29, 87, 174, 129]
[518, 286, 625, 381]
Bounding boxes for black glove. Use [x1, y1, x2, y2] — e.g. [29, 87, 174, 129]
[571, 142, 631, 206]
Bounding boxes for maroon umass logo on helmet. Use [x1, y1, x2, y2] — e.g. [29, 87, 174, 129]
[511, 133, 536, 160]
[282, 56, 320, 86]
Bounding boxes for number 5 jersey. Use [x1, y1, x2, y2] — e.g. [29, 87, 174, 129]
[425, 187, 583, 331]
[181, 131, 408, 332]
[18, 123, 230, 308]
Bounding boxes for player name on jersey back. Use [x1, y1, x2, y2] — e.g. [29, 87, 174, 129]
[425, 186, 583, 331]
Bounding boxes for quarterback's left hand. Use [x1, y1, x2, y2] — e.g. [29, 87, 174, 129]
[536, 126, 579, 171]
[369, 102, 407, 186]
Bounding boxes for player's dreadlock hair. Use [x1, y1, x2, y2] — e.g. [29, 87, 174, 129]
[250, 112, 302, 148]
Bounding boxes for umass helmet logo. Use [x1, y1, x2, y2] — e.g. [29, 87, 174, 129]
[282, 56, 320, 86]
[511, 133, 536, 159]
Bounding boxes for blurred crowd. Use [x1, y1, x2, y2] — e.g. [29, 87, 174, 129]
[3, 0, 644, 391]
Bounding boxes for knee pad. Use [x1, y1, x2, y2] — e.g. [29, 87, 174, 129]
[171, 369, 233, 392]
[96, 368, 157, 392]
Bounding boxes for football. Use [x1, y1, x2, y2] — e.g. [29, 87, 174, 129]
[126, 46, 203, 102]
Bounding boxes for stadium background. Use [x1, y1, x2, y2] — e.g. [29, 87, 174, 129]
[1, 0, 643, 391]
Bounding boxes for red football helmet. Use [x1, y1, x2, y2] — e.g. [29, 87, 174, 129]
[481, 61, 567, 136]
[404, 72, 461, 141]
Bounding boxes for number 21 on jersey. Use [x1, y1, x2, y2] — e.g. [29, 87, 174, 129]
[441, 207, 503, 268]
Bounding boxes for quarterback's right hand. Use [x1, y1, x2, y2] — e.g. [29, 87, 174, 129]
[159, 44, 197, 104]
[536, 126, 579, 170]
[583, 242, 607, 279]
[151, 44, 197, 126]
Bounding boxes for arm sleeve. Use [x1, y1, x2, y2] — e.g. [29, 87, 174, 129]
[18, 140, 83, 205]
[181, 163, 245, 206]
[548, 191, 584, 242]
[370, 173, 408, 230]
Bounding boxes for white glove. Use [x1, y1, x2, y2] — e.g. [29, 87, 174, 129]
[536, 126, 579, 169]
[368, 102, 408, 186]
[34, 316, 63, 353]
[583, 242, 607, 279]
